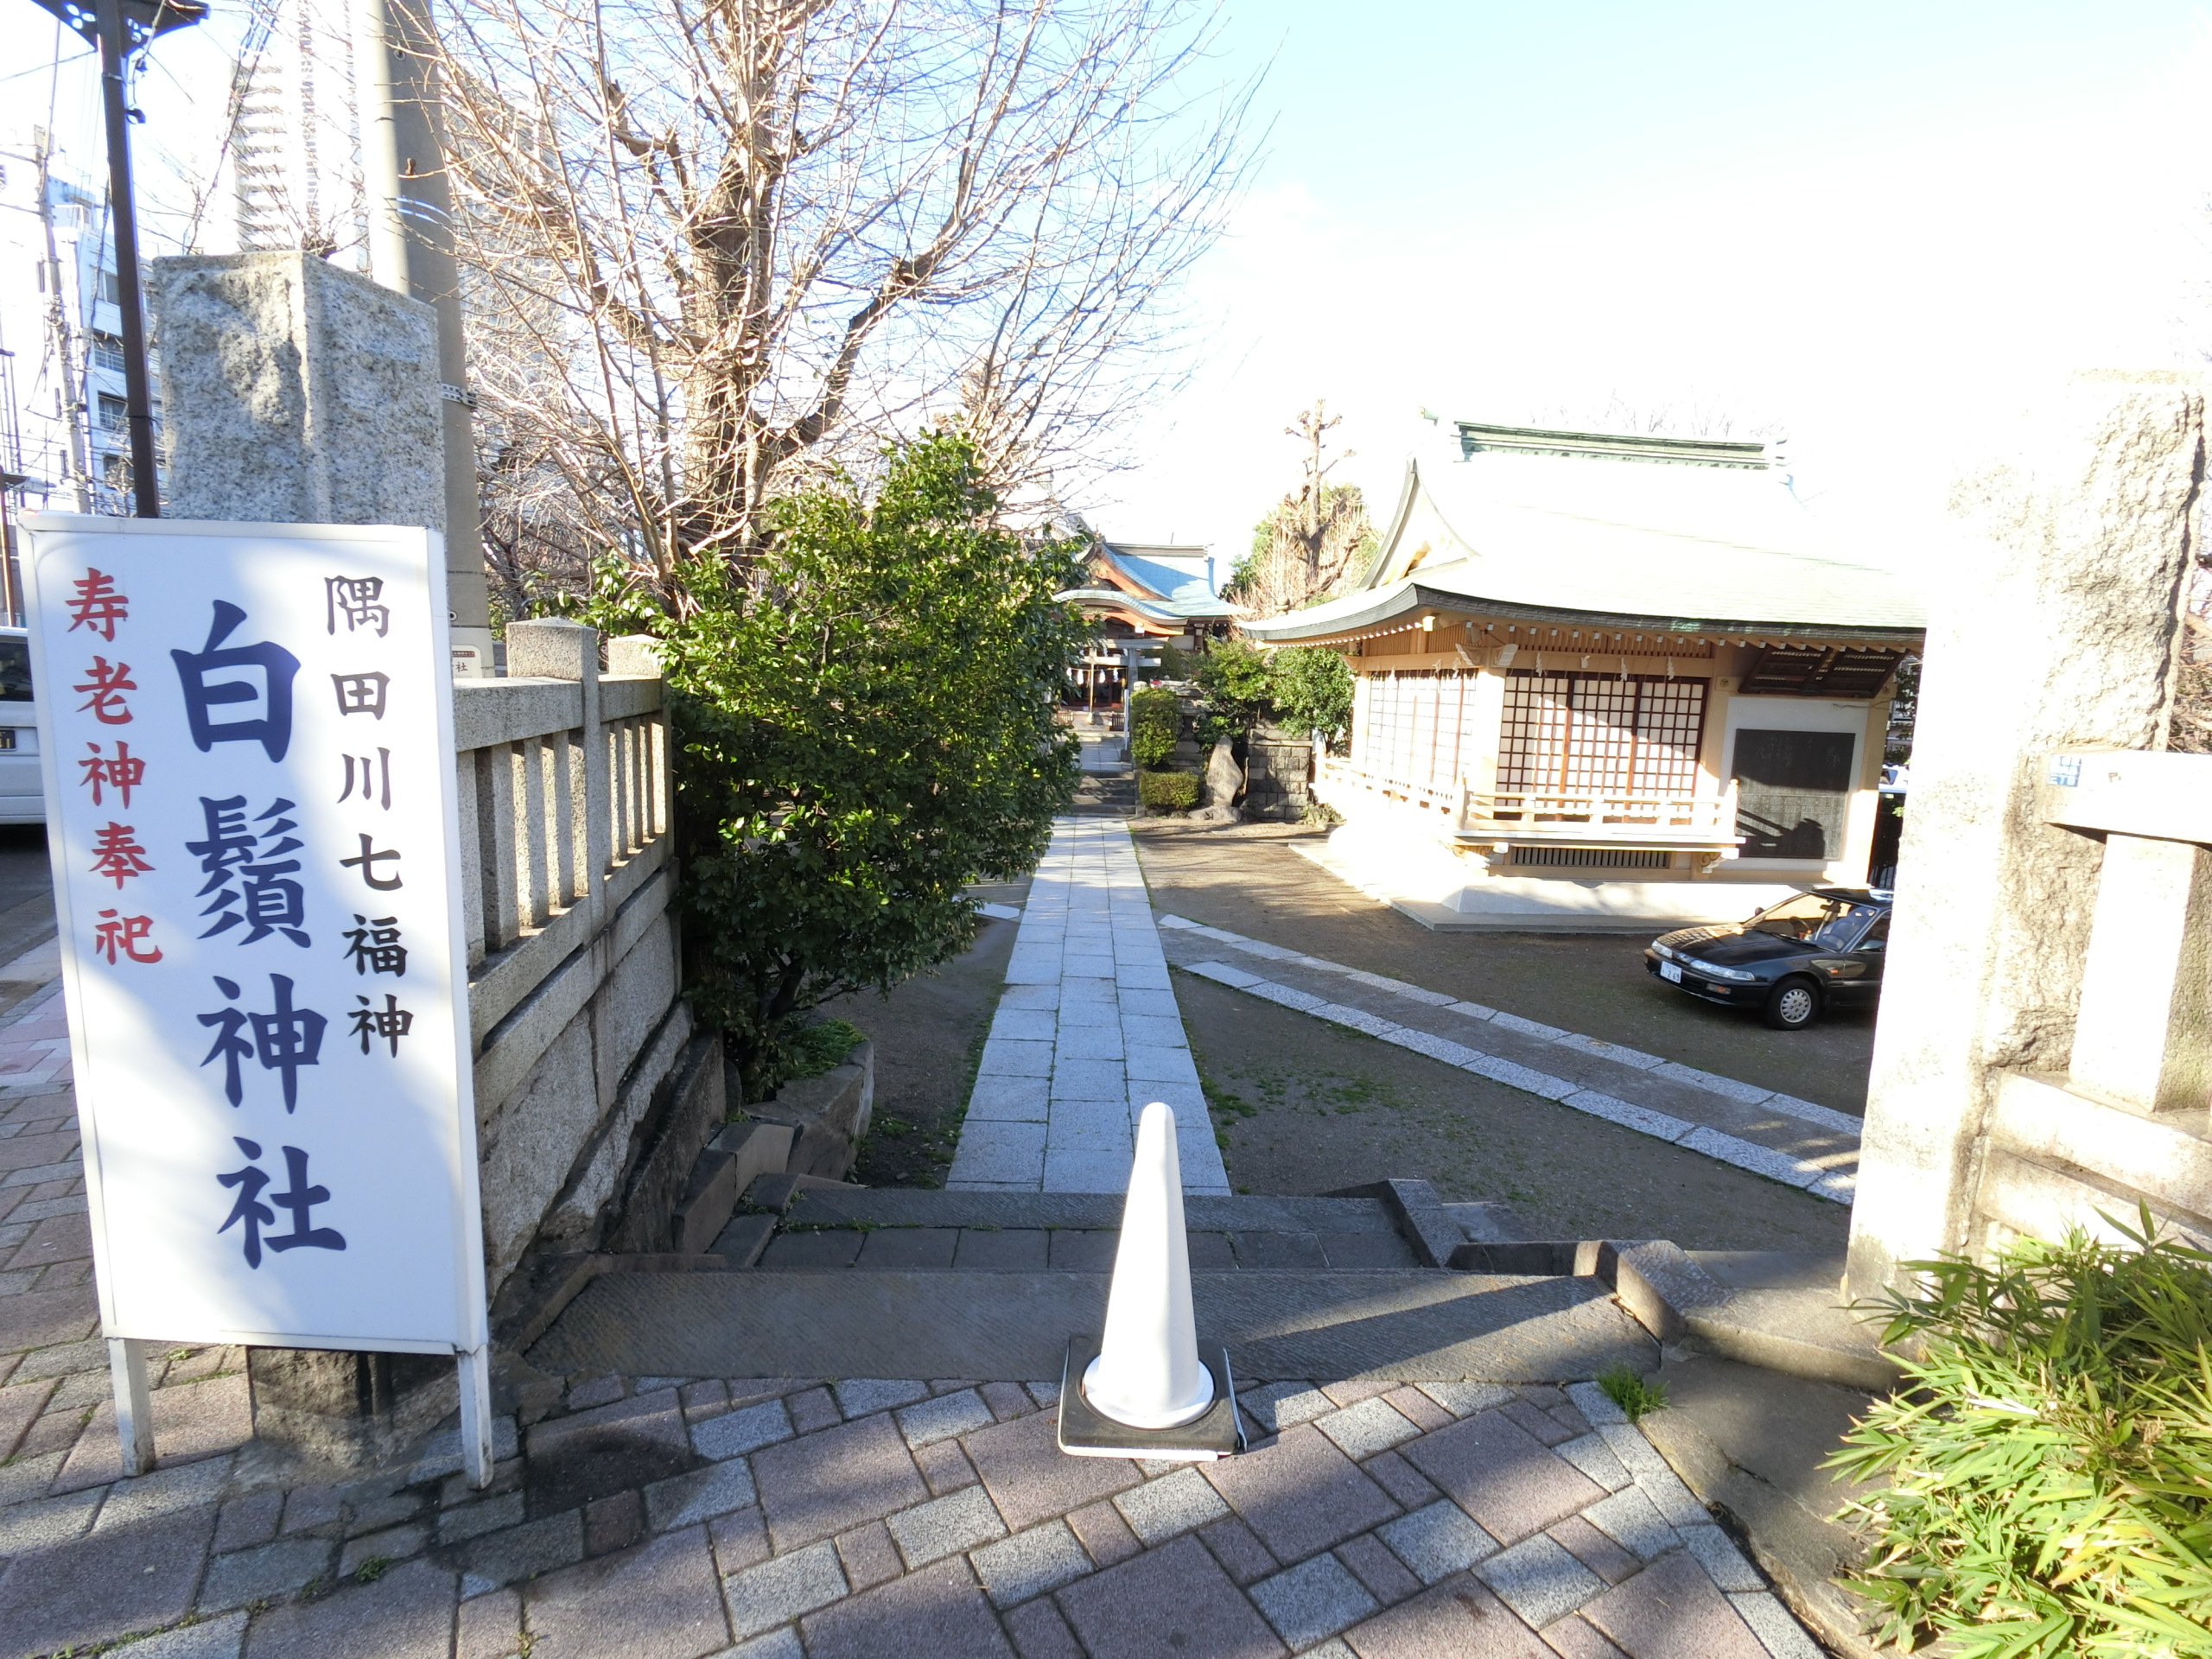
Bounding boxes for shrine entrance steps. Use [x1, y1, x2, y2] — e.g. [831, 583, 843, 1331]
[521, 1181, 1884, 1395]
[1069, 765, 1136, 817]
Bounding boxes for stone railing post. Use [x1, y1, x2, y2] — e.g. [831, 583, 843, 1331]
[507, 619, 604, 933]
[149, 251, 469, 1466]
[152, 253, 442, 529]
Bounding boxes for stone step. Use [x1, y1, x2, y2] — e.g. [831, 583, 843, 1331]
[778, 1185, 1402, 1233]
[1069, 770, 1137, 818]
[526, 1264, 1656, 1383]
[1680, 1288, 1901, 1392]
[1450, 1238, 1899, 1391]
[728, 1185, 1422, 1273]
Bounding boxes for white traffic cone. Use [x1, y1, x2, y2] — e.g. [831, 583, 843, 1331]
[1082, 1101, 1216, 1428]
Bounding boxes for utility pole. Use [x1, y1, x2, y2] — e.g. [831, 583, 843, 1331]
[29, 0, 207, 518]
[93, 0, 157, 515]
[30, 126, 91, 513]
[354, 0, 495, 674]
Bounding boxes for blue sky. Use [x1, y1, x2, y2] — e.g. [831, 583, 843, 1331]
[1100, 1, 2212, 562]
[21, 1, 2212, 568]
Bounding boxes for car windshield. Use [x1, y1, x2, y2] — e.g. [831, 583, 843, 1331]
[0, 640, 29, 702]
[1745, 893, 1878, 950]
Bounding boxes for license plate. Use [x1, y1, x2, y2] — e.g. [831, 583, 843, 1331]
[1659, 961, 1683, 983]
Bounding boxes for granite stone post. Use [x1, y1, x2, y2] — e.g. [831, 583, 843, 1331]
[245, 1349, 457, 1469]
[149, 251, 444, 531]
[1844, 372, 2205, 1300]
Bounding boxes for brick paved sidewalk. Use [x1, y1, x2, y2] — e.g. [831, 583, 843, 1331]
[0, 896, 1824, 1659]
[1, 1359, 1822, 1659]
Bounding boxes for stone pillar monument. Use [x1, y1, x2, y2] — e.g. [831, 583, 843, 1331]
[153, 252, 445, 531]
[1844, 372, 2205, 1300]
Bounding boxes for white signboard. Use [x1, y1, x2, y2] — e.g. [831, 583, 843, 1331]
[22, 516, 486, 1357]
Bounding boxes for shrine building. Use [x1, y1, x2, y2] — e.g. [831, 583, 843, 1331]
[1057, 538, 1240, 707]
[1239, 419, 1925, 929]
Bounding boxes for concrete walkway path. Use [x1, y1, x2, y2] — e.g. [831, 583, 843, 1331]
[1157, 916, 1859, 1205]
[947, 818, 1230, 1194]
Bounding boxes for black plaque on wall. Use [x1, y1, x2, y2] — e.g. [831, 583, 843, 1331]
[1731, 728, 1856, 859]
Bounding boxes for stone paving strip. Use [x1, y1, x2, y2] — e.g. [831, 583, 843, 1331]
[1156, 915, 1859, 1205]
[0, 1359, 1821, 1658]
[948, 817, 1230, 1195]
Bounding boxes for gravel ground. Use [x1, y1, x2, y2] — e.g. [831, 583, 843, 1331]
[1131, 821, 1876, 1116]
[1178, 969, 1852, 1251]
[824, 878, 1028, 1188]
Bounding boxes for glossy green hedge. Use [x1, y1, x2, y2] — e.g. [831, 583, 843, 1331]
[656, 433, 1085, 1094]
[1137, 769, 1199, 811]
[1128, 686, 1182, 769]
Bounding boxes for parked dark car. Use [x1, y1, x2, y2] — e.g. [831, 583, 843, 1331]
[1643, 888, 1891, 1031]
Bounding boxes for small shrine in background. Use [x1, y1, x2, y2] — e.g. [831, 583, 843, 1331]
[1057, 539, 1243, 709]
[1242, 418, 1924, 930]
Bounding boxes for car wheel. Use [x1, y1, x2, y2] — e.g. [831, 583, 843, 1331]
[1761, 977, 1821, 1031]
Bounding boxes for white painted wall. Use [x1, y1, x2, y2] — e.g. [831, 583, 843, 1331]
[1719, 694, 1878, 880]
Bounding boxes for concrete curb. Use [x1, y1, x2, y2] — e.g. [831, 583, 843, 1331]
[1320, 1177, 1465, 1268]
[1639, 1393, 1891, 1659]
[1450, 1237, 1904, 1392]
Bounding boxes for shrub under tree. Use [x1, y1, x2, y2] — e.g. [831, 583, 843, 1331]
[1265, 646, 1354, 749]
[655, 433, 1086, 1094]
[1128, 687, 1182, 770]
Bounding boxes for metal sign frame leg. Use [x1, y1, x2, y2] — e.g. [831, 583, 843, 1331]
[457, 1344, 493, 1489]
[108, 1336, 152, 1476]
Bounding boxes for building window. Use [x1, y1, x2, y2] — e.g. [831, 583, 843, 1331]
[1353, 671, 1472, 794]
[89, 333, 124, 372]
[1497, 671, 1708, 800]
[96, 268, 121, 305]
[96, 393, 126, 431]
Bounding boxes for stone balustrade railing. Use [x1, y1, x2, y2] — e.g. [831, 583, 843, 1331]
[1966, 748, 2212, 1255]
[454, 620, 718, 1309]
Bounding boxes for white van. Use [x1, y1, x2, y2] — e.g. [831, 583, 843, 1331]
[0, 628, 41, 823]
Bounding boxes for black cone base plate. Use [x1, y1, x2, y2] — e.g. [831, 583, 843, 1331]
[1057, 1335, 1243, 1460]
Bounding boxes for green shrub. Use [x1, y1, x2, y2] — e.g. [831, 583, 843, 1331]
[1128, 686, 1182, 769]
[1194, 639, 1270, 741]
[1595, 1363, 1668, 1422]
[1138, 770, 1199, 812]
[658, 433, 1084, 1097]
[1827, 1206, 2212, 1656]
[1267, 645, 1354, 746]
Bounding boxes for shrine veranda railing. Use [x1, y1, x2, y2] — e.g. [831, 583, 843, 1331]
[1315, 755, 1742, 848]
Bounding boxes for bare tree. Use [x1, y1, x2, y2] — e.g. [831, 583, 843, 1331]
[1224, 400, 1372, 617]
[419, 0, 1253, 610]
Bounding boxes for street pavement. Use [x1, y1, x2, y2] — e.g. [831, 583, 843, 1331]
[0, 817, 1826, 1657]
